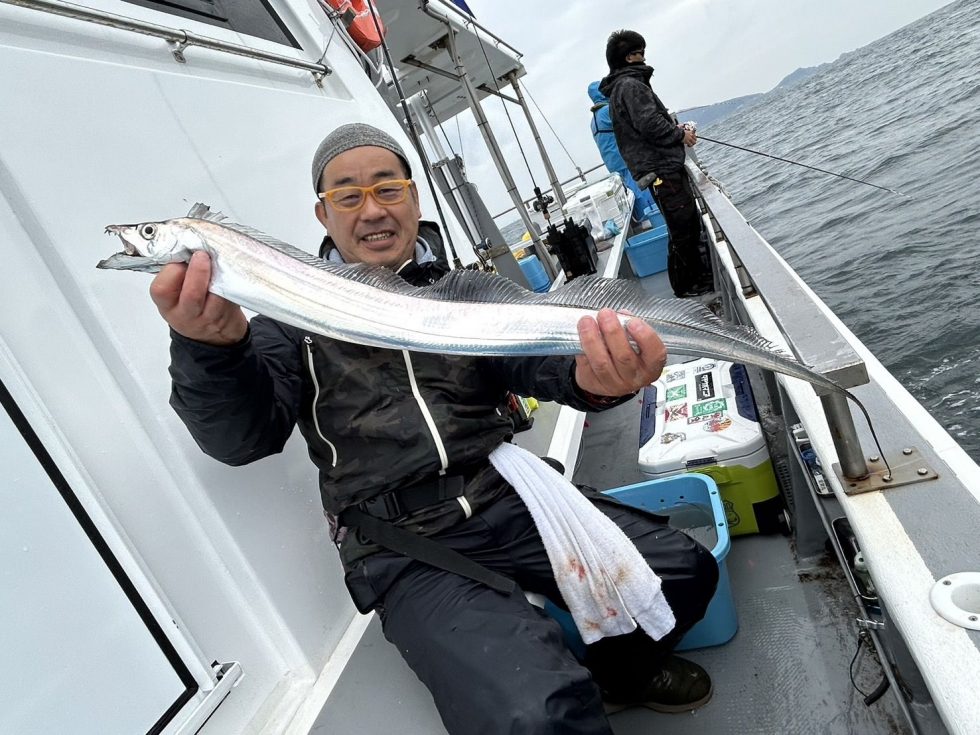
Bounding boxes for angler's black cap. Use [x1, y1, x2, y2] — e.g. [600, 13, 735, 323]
[311, 123, 412, 193]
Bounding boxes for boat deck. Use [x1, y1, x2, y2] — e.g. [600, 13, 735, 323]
[311, 267, 910, 734]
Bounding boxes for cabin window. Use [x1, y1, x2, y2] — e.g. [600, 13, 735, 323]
[121, 0, 300, 48]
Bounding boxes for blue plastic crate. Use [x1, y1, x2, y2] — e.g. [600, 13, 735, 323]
[606, 473, 737, 651]
[625, 225, 669, 277]
[643, 204, 666, 229]
[545, 473, 737, 657]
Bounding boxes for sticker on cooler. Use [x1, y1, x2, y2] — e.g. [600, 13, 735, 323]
[638, 358, 782, 536]
[695, 372, 716, 400]
[692, 398, 727, 417]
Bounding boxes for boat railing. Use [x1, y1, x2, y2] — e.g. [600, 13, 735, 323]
[688, 162, 874, 480]
[1, 0, 333, 84]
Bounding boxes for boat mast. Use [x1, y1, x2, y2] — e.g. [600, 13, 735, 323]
[442, 26, 558, 279]
[507, 72, 566, 208]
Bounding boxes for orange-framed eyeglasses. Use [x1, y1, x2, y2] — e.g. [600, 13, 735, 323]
[318, 179, 413, 212]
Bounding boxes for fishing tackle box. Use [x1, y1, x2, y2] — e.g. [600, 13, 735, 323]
[544, 472, 737, 654]
[637, 358, 782, 535]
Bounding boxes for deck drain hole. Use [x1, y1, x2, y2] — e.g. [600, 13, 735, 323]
[931, 573, 980, 630]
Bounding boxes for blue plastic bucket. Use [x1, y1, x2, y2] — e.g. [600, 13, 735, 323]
[545, 473, 737, 657]
[518, 254, 551, 293]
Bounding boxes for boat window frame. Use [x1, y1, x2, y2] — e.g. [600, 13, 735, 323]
[0, 377, 200, 733]
[120, 0, 301, 49]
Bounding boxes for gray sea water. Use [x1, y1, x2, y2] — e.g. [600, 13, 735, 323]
[696, 0, 980, 461]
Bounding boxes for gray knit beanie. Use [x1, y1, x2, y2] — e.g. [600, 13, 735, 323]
[311, 122, 412, 192]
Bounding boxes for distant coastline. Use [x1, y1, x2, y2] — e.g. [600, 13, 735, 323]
[678, 62, 832, 129]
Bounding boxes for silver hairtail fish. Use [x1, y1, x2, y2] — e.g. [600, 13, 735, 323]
[99, 203, 849, 397]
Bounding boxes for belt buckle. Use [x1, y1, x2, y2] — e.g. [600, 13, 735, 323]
[361, 492, 403, 521]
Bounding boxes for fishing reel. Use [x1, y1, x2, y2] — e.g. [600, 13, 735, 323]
[532, 194, 554, 213]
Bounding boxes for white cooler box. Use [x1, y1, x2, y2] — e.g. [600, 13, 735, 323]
[638, 358, 783, 535]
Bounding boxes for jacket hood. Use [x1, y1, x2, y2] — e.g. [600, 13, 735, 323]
[588, 81, 606, 104]
[598, 63, 654, 97]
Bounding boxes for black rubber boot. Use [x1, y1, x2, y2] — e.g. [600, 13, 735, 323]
[603, 655, 713, 714]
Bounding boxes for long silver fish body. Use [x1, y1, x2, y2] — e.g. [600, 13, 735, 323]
[98, 204, 847, 396]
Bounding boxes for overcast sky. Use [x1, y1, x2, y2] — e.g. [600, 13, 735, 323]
[435, 0, 952, 221]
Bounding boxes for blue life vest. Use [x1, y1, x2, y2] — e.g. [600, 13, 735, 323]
[588, 81, 655, 218]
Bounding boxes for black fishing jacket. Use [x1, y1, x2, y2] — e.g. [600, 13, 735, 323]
[167, 222, 625, 565]
[598, 64, 687, 182]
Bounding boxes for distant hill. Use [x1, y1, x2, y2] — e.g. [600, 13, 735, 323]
[678, 62, 831, 129]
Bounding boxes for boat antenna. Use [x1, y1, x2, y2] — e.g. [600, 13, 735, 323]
[697, 135, 910, 198]
[365, 2, 464, 269]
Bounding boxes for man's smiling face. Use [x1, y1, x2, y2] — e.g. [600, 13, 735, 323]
[315, 146, 421, 269]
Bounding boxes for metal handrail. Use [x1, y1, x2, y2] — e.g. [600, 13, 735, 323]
[421, 0, 523, 60]
[490, 162, 606, 220]
[691, 161, 872, 479]
[1, 0, 332, 83]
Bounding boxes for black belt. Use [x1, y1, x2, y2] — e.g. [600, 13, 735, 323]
[340, 465, 515, 596]
[341, 508, 515, 596]
[357, 473, 466, 521]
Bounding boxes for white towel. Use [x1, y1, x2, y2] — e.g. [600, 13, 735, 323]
[488, 442, 675, 645]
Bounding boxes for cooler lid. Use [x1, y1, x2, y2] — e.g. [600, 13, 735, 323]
[638, 358, 767, 474]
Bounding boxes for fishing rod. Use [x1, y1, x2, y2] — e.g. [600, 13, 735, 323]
[696, 135, 910, 198]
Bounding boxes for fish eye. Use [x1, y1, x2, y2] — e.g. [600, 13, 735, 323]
[139, 223, 157, 240]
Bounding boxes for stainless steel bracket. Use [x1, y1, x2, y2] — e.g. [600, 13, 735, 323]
[834, 446, 939, 495]
[169, 38, 189, 63]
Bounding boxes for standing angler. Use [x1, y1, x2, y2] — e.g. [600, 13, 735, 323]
[599, 29, 714, 297]
[148, 122, 718, 734]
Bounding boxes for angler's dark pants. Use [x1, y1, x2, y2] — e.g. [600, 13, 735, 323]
[345, 489, 719, 735]
[650, 170, 713, 296]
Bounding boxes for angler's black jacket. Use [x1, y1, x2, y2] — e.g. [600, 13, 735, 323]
[598, 64, 686, 183]
[167, 222, 627, 565]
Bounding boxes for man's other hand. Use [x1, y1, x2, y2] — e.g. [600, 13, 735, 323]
[149, 251, 248, 346]
[681, 127, 697, 147]
[574, 309, 667, 398]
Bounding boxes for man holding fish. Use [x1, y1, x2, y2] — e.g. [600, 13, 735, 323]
[147, 123, 718, 734]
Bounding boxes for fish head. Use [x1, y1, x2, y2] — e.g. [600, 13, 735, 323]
[98, 220, 200, 273]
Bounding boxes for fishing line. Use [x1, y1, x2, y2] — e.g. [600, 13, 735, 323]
[468, 18, 538, 189]
[836, 388, 892, 481]
[519, 79, 584, 180]
[697, 135, 910, 198]
[365, 2, 464, 269]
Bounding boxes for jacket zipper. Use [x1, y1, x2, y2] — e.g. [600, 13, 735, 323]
[401, 351, 471, 518]
[304, 337, 337, 467]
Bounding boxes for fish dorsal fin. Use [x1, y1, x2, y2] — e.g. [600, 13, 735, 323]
[414, 271, 792, 359]
[185, 208, 344, 272]
[186, 202, 227, 222]
[418, 268, 546, 303]
[412, 270, 730, 333]
[539, 276, 730, 330]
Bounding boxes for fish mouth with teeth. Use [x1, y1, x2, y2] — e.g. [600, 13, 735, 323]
[97, 224, 157, 271]
[104, 225, 138, 255]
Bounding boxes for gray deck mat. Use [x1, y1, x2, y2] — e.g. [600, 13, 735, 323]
[313, 535, 908, 734]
